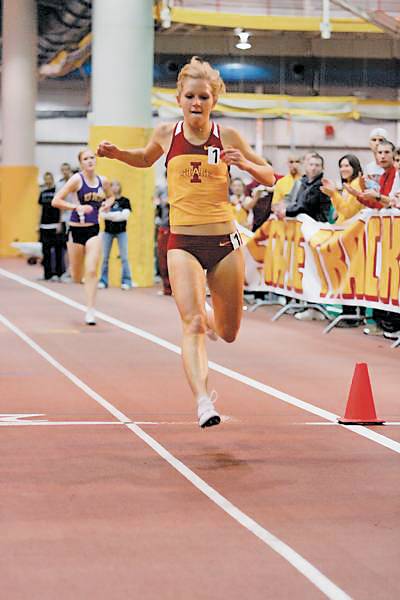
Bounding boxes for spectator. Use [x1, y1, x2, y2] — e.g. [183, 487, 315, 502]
[272, 154, 302, 206]
[56, 162, 75, 281]
[272, 153, 331, 321]
[244, 159, 281, 232]
[320, 154, 366, 327]
[98, 180, 133, 290]
[154, 182, 172, 296]
[321, 154, 364, 224]
[273, 153, 331, 223]
[346, 140, 400, 336]
[38, 172, 65, 281]
[229, 177, 252, 227]
[364, 127, 387, 182]
[394, 147, 400, 172]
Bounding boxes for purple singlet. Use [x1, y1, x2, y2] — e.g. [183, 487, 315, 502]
[70, 173, 105, 225]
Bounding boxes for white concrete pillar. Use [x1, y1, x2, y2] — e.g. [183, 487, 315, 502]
[92, 0, 154, 127]
[2, 0, 37, 165]
[90, 0, 155, 286]
[0, 0, 38, 256]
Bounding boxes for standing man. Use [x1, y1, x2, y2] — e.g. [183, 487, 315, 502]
[346, 140, 400, 337]
[272, 153, 331, 223]
[56, 162, 75, 280]
[271, 154, 302, 206]
[272, 152, 332, 321]
[98, 180, 133, 290]
[38, 172, 65, 281]
[364, 127, 388, 182]
[154, 181, 172, 296]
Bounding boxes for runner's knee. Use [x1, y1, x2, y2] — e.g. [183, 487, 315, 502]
[86, 265, 97, 279]
[183, 312, 207, 335]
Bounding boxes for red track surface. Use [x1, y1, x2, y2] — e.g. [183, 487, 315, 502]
[1, 258, 399, 600]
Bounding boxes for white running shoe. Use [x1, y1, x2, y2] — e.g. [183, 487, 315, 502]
[97, 281, 107, 289]
[197, 391, 221, 428]
[85, 308, 96, 326]
[294, 308, 325, 321]
[204, 302, 218, 341]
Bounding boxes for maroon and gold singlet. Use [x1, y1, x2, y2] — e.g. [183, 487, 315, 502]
[165, 121, 233, 226]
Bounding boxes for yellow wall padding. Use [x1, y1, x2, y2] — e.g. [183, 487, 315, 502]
[89, 126, 155, 288]
[0, 166, 39, 257]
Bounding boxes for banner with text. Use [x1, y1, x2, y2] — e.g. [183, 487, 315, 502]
[244, 210, 400, 313]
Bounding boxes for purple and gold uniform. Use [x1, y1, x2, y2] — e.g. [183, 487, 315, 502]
[70, 173, 105, 225]
[70, 173, 105, 245]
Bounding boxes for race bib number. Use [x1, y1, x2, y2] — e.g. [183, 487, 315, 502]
[229, 231, 242, 250]
[208, 146, 220, 165]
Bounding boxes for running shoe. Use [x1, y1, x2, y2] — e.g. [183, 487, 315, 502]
[85, 308, 96, 326]
[363, 324, 384, 336]
[121, 283, 131, 290]
[97, 281, 107, 289]
[294, 308, 325, 321]
[197, 391, 221, 428]
[383, 330, 400, 340]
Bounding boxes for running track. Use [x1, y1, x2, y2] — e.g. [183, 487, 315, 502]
[1, 258, 399, 600]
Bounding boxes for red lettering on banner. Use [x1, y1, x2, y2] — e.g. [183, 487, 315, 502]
[341, 220, 366, 299]
[190, 162, 202, 183]
[379, 216, 400, 305]
[364, 216, 381, 302]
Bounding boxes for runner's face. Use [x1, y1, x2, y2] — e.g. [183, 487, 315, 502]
[178, 78, 216, 128]
[339, 159, 353, 182]
[80, 151, 96, 173]
[394, 155, 400, 171]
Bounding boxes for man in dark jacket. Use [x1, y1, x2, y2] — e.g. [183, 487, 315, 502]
[272, 153, 331, 222]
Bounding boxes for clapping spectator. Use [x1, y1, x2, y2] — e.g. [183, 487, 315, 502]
[320, 154, 364, 224]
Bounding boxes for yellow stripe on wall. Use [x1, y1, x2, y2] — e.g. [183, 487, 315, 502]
[0, 166, 39, 257]
[169, 7, 383, 34]
[89, 126, 155, 288]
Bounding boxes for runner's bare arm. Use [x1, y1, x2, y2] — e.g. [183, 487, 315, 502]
[220, 127, 275, 186]
[52, 174, 82, 211]
[97, 123, 174, 168]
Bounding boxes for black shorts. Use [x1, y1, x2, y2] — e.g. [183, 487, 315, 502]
[167, 231, 242, 271]
[69, 224, 100, 246]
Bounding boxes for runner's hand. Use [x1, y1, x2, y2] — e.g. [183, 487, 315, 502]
[79, 204, 94, 215]
[221, 147, 248, 170]
[97, 140, 119, 159]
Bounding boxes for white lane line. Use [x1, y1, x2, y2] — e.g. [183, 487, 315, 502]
[0, 420, 200, 427]
[0, 311, 351, 600]
[1, 267, 399, 455]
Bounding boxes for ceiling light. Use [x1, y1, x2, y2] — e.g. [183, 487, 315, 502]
[234, 29, 251, 51]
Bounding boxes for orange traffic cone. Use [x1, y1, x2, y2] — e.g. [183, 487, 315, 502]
[338, 363, 384, 425]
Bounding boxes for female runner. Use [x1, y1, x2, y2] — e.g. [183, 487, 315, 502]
[52, 148, 114, 325]
[97, 57, 274, 427]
